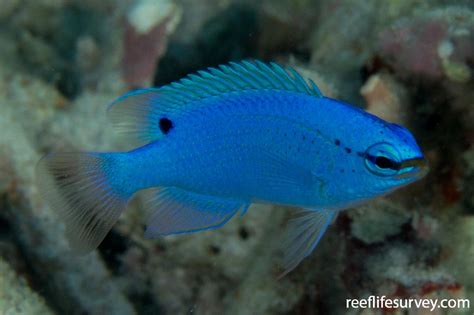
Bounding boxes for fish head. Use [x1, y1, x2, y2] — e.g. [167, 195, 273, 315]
[360, 122, 428, 195]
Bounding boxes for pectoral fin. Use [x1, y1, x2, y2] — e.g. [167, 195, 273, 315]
[280, 209, 336, 277]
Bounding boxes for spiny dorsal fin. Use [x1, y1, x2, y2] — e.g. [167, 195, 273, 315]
[159, 60, 323, 101]
[107, 60, 323, 145]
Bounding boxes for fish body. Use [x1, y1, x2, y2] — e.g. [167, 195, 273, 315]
[118, 90, 419, 208]
[37, 61, 428, 274]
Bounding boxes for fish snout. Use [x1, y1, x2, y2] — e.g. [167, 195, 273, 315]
[395, 157, 429, 180]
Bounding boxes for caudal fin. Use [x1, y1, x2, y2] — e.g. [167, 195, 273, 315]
[36, 152, 132, 254]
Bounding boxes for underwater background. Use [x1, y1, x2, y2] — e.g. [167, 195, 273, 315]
[0, 0, 473, 314]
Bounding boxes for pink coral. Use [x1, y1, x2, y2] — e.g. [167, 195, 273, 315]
[122, 19, 171, 87]
[380, 20, 447, 78]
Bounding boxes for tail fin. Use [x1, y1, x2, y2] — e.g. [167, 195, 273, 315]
[36, 152, 133, 254]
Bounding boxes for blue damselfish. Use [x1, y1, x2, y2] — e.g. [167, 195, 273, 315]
[37, 61, 428, 274]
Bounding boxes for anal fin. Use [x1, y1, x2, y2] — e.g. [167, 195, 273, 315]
[143, 187, 248, 237]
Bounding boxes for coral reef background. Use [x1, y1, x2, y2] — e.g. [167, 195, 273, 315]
[0, 0, 473, 314]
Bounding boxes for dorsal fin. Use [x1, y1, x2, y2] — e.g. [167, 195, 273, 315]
[107, 60, 323, 145]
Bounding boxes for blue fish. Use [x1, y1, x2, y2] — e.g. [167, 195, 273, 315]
[37, 61, 428, 274]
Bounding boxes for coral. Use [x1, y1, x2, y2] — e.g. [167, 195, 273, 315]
[292, 63, 339, 98]
[309, 0, 430, 100]
[122, 0, 182, 87]
[349, 199, 411, 245]
[0, 0, 472, 314]
[360, 73, 409, 124]
[379, 6, 474, 82]
[0, 28, 134, 313]
[380, 18, 447, 79]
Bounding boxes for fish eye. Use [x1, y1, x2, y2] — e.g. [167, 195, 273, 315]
[374, 156, 397, 169]
[364, 143, 401, 176]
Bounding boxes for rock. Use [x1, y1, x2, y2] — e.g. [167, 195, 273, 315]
[363, 241, 459, 297]
[0, 0, 21, 22]
[153, 3, 258, 86]
[75, 35, 102, 86]
[442, 59, 471, 83]
[0, 258, 54, 315]
[411, 212, 439, 241]
[462, 149, 474, 212]
[438, 214, 474, 314]
[258, 0, 318, 59]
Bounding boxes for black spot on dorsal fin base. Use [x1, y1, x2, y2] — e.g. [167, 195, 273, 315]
[159, 117, 173, 134]
[107, 60, 324, 145]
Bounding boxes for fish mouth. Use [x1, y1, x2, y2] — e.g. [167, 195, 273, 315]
[395, 157, 429, 180]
